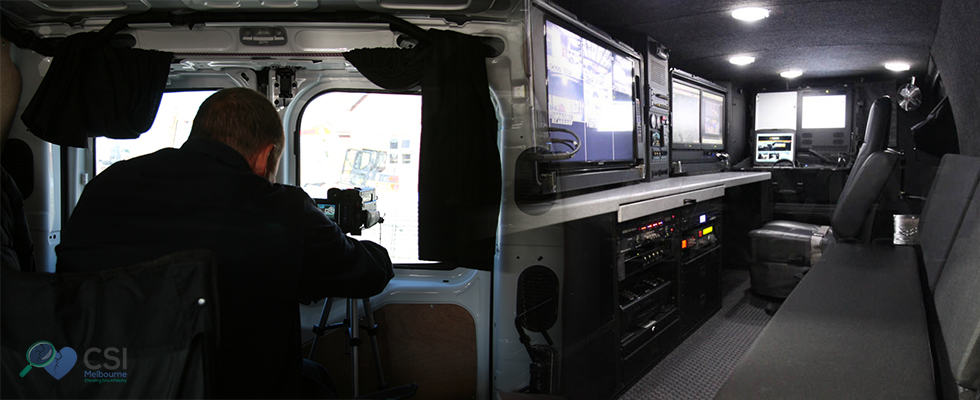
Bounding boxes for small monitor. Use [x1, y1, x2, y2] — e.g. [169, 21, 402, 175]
[755, 132, 795, 165]
[671, 82, 701, 146]
[700, 91, 724, 146]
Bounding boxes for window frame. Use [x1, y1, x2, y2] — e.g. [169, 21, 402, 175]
[293, 88, 453, 271]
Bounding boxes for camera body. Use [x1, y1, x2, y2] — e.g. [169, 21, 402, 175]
[314, 187, 383, 235]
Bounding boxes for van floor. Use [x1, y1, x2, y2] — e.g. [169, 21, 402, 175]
[619, 269, 773, 400]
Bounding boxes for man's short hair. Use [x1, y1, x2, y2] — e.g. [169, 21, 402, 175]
[190, 88, 284, 160]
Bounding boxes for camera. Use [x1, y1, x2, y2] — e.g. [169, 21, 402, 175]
[314, 187, 383, 235]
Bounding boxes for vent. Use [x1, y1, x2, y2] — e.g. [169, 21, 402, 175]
[833, 139, 844, 145]
[801, 132, 813, 138]
[647, 55, 668, 88]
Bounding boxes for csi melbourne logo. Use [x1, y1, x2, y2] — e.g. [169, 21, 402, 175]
[18, 341, 76, 380]
[18, 340, 129, 383]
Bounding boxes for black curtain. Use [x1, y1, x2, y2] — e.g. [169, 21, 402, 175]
[21, 32, 172, 148]
[344, 29, 501, 270]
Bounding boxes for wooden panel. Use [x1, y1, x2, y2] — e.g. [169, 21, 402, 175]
[305, 303, 477, 399]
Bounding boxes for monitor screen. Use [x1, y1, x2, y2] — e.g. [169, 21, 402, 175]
[755, 91, 798, 130]
[701, 91, 724, 145]
[801, 94, 847, 129]
[755, 132, 795, 164]
[672, 82, 701, 145]
[545, 20, 635, 164]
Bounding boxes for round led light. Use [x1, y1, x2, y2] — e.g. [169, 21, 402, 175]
[780, 69, 803, 79]
[884, 61, 911, 72]
[732, 7, 771, 22]
[729, 55, 756, 66]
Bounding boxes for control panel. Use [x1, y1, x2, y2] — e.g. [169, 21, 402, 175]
[617, 213, 676, 280]
[616, 210, 679, 367]
[644, 37, 671, 181]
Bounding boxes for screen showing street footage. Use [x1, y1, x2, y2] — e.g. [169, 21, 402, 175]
[672, 81, 726, 148]
[755, 132, 795, 164]
[545, 20, 636, 164]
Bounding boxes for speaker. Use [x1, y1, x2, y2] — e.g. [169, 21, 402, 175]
[516, 265, 560, 394]
[516, 265, 559, 334]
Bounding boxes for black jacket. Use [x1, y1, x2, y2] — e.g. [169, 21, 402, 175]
[57, 138, 393, 397]
[1, 167, 34, 272]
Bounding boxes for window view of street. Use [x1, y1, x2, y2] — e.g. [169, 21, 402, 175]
[299, 92, 424, 264]
[95, 90, 216, 174]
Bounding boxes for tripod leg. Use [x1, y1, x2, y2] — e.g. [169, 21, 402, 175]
[309, 298, 335, 358]
[361, 298, 388, 389]
[347, 298, 360, 398]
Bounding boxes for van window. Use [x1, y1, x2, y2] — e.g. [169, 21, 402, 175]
[298, 91, 423, 264]
[95, 90, 215, 174]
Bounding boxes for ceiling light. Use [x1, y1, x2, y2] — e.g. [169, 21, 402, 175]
[780, 69, 803, 79]
[884, 61, 911, 72]
[732, 7, 771, 22]
[729, 55, 756, 66]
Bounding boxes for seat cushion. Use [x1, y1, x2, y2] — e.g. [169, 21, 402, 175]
[716, 241, 935, 400]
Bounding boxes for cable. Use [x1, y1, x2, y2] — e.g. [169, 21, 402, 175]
[529, 127, 582, 161]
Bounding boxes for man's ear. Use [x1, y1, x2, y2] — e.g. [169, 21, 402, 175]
[250, 143, 276, 179]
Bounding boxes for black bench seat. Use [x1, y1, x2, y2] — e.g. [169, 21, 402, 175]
[715, 241, 935, 399]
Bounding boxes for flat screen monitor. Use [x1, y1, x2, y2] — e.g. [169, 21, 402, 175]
[755, 91, 798, 131]
[545, 19, 636, 165]
[671, 79, 726, 149]
[801, 94, 847, 129]
[755, 132, 795, 165]
[700, 91, 724, 146]
[671, 81, 701, 146]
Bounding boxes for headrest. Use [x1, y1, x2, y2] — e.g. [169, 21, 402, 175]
[863, 96, 892, 152]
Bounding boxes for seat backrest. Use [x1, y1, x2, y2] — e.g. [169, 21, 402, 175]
[919, 154, 980, 290]
[1, 250, 218, 398]
[932, 178, 980, 391]
[830, 151, 899, 239]
[848, 96, 892, 183]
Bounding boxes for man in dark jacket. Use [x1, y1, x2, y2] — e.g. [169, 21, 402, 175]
[56, 88, 394, 397]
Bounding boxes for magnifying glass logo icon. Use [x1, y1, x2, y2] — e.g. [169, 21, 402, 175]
[19, 341, 56, 378]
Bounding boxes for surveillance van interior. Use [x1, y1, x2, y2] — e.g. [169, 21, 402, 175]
[1, 0, 978, 399]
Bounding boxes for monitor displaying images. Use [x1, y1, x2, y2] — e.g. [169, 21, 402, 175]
[755, 132, 795, 164]
[701, 91, 724, 145]
[545, 20, 636, 164]
[672, 82, 701, 146]
[671, 79, 726, 149]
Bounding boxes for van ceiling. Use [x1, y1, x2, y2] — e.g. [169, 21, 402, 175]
[554, 0, 941, 84]
[0, 0, 499, 24]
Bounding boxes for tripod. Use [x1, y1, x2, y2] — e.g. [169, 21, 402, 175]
[308, 298, 416, 399]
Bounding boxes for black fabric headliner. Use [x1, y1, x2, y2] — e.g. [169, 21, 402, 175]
[554, 0, 941, 84]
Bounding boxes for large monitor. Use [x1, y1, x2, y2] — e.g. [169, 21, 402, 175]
[523, 2, 645, 198]
[545, 19, 636, 165]
[754, 132, 795, 165]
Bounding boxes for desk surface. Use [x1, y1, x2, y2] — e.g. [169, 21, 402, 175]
[502, 171, 771, 234]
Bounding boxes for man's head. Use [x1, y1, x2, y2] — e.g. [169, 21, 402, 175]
[189, 88, 284, 181]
